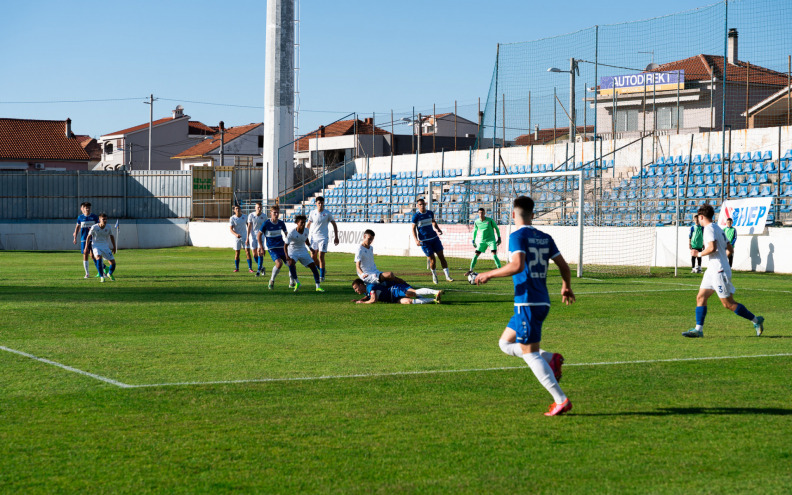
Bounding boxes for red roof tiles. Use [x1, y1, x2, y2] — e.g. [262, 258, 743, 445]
[295, 119, 390, 152]
[0, 118, 90, 161]
[172, 123, 261, 159]
[652, 54, 789, 86]
[102, 115, 186, 138]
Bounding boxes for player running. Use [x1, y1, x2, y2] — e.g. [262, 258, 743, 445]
[475, 196, 574, 417]
[355, 229, 407, 286]
[466, 208, 502, 276]
[229, 205, 253, 273]
[689, 215, 704, 273]
[257, 204, 298, 289]
[84, 213, 117, 282]
[306, 197, 339, 282]
[287, 215, 324, 292]
[411, 198, 453, 284]
[723, 217, 737, 267]
[351, 278, 442, 305]
[682, 204, 764, 338]
[72, 202, 105, 278]
[247, 202, 267, 276]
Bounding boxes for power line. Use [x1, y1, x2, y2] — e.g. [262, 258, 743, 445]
[0, 97, 147, 104]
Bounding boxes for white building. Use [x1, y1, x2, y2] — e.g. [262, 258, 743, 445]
[171, 123, 263, 169]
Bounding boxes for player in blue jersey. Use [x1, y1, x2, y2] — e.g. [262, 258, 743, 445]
[475, 196, 575, 417]
[72, 202, 106, 278]
[256, 204, 299, 290]
[351, 278, 441, 305]
[411, 198, 453, 284]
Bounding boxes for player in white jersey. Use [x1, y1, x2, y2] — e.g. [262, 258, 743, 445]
[286, 215, 324, 292]
[682, 204, 764, 338]
[355, 229, 407, 286]
[246, 202, 267, 276]
[84, 213, 116, 282]
[306, 197, 339, 282]
[229, 205, 253, 273]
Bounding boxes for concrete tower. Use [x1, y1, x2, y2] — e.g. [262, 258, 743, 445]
[263, 0, 295, 203]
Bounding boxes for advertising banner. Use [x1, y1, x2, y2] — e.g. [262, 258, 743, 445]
[717, 198, 772, 235]
[599, 71, 684, 95]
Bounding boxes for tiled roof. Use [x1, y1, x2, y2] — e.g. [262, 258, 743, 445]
[652, 54, 789, 86]
[295, 119, 390, 152]
[420, 113, 476, 125]
[74, 135, 102, 161]
[189, 121, 217, 135]
[102, 115, 186, 138]
[0, 118, 90, 161]
[514, 125, 594, 146]
[172, 123, 261, 159]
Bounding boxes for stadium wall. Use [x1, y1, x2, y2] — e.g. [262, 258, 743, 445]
[185, 222, 791, 274]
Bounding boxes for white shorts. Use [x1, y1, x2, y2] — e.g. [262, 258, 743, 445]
[701, 268, 735, 299]
[249, 236, 259, 250]
[92, 245, 115, 261]
[359, 271, 382, 285]
[233, 237, 249, 251]
[290, 250, 314, 268]
[310, 238, 329, 253]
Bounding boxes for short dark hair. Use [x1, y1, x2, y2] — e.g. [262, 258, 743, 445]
[513, 196, 535, 217]
[726, 218, 733, 224]
[81, 202, 91, 208]
[255, 202, 262, 207]
[99, 212, 108, 218]
[364, 229, 375, 237]
[315, 196, 325, 203]
[697, 204, 715, 220]
[478, 208, 485, 213]
[416, 198, 426, 204]
[352, 278, 364, 286]
[295, 214, 307, 223]
[233, 204, 241, 210]
[270, 204, 280, 212]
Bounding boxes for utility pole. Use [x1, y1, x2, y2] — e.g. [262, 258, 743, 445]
[219, 121, 225, 167]
[144, 94, 157, 171]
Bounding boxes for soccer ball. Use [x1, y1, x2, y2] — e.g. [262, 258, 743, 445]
[467, 272, 479, 285]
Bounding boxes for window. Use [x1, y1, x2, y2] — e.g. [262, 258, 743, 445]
[104, 142, 113, 155]
[656, 106, 683, 130]
[258, 136, 264, 148]
[615, 108, 638, 132]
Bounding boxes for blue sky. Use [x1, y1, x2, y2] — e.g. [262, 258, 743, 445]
[0, 0, 713, 138]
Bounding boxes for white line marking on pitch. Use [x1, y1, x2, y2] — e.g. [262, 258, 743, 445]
[634, 279, 792, 294]
[0, 345, 133, 388]
[447, 288, 695, 296]
[129, 353, 792, 389]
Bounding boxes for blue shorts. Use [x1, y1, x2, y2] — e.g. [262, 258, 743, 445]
[507, 305, 550, 345]
[80, 239, 92, 253]
[420, 237, 444, 256]
[389, 283, 412, 300]
[268, 247, 287, 262]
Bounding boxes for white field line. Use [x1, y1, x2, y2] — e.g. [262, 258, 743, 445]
[0, 345, 132, 388]
[633, 279, 792, 294]
[129, 353, 792, 389]
[446, 288, 696, 296]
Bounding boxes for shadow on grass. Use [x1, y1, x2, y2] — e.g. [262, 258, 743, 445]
[575, 407, 792, 417]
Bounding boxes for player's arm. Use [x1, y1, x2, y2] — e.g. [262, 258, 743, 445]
[83, 232, 92, 255]
[355, 259, 363, 275]
[476, 251, 525, 283]
[411, 223, 421, 246]
[331, 219, 339, 245]
[471, 222, 478, 246]
[432, 214, 443, 236]
[73, 222, 80, 245]
[493, 219, 502, 244]
[229, 224, 239, 237]
[357, 290, 378, 304]
[256, 231, 265, 256]
[552, 254, 575, 305]
[110, 234, 116, 254]
[246, 221, 253, 239]
[699, 240, 717, 257]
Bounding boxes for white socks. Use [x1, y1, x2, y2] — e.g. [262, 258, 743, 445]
[523, 352, 566, 404]
[83, 260, 90, 276]
[412, 298, 433, 304]
[443, 268, 451, 278]
[270, 265, 281, 282]
[499, 339, 524, 357]
[430, 269, 437, 276]
[415, 288, 437, 296]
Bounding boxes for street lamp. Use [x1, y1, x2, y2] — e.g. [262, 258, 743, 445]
[547, 58, 580, 142]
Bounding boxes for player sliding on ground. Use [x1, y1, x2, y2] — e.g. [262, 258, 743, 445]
[412, 198, 453, 284]
[257, 204, 298, 289]
[229, 205, 253, 273]
[84, 212, 117, 283]
[287, 215, 324, 292]
[355, 229, 407, 286]
[466, 208, 502, 276]
[351, 278, 443, 305]
[475, 196, 574, 417]
[682, 204, 764, 338]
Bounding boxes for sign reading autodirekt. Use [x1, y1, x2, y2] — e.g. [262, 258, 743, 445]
[599, 70, 684, 95]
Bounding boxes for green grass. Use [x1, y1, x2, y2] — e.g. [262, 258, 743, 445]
[1, 247, 790, 494]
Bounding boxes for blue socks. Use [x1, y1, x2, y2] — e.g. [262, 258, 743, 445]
[94, 259, 103, 275]
[734, 303, 755, 321]
[288, 263, 298, 279]
[247, 258, 253, 270]
[695, 306, 707, 325]
[109, 263, 115, 275]
[255, 255, 263, 271]
[234, 259, 240, 270]
[310, 265, 321, 285]
[320, 267, 326, 279]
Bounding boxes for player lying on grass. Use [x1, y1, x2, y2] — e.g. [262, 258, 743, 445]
[475, 195, 573, 417]
[682, 204, 764, 338]
[247, 202, 267, 276]
[287, 215, 324, 292]
[73, 202, 106, 278]
[411, 198, 453, 284]
[229, 205, 253, 273]
[84, 212, 116, 282]
[257, 204, 298, 289]
[351, 278, 443, 305]
[355, 229, 407, 286]
[466, 208, 502, 276]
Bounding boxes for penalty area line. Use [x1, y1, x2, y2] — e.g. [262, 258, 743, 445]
[130, 353, 792, 389]
[0, 345, 132, 388]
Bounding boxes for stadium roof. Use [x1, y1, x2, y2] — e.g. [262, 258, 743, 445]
[652, 54, 789, 86]
[0, 118, 90, 161]
[295, 119, 390, 152]
[172, 123, 261, 159]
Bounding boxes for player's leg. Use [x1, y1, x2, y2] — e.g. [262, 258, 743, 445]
[318, 250, 326, 281]
[379, 271, 407, 285]
[683, 288, 714, 337]
[491, 247, 502, 268]
[427, 254, 439, 284]
[469, 250, 482, 273]
[244, 247, 254, 272]
[305, 261, 323, 291]
[233, 249, 241, 272]
[268, 257, 283, 289]
[719, 294, 764, 336]
[81, 240, 91, 277]
[93, 252, 105, 281]
[497, 327, 557, 368]
[435, 249, 453, 281]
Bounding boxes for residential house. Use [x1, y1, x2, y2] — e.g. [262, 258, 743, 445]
[171, 123, 263, 170]
[294, 118, 391, 169]
[0, 118, 90, 171]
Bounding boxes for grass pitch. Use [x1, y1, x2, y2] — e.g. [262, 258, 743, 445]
[1, 247, 790, 494]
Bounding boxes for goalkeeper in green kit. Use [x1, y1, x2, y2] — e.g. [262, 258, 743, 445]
[466, 208, 502, 275]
